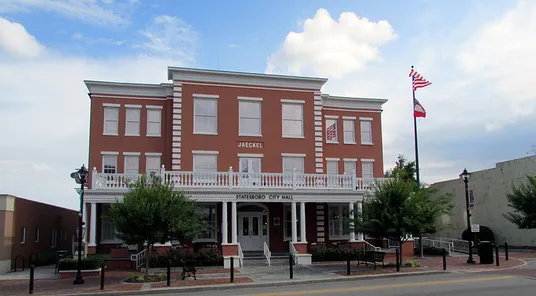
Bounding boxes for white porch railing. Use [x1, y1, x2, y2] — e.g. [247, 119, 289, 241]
[264, 242, 271, 266]
[91, 166, 388, 191]
[130, 248, 147, 270]
[237, 243, 244, 268]
[289, 242, 297, 265]
[425, 237, 471, 254]
[364, 241, 381, 252]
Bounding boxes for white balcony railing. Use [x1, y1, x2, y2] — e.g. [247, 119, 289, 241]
[91, 166, 388, 191]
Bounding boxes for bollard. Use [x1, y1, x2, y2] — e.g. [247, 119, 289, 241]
[29, 265, 35, 294]
[100, 264, 105, 290]
[442, 248, 447, 270]
[289, 254, 294, 279]
[395, 248, 400, 272]
[505, 242, 509, 261]
[495, 245, 500, 267]
[166, 259, 171, 287]
[230, 257, 234, 283]
[346, 257, 350, 276]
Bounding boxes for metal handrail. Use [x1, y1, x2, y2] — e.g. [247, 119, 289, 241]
[263, 242, 271, 266]
[130, 248, 147, 270]
[363, 241, 381, 252]
[289, 241, 297, 265]
[237, 243, 244, 267]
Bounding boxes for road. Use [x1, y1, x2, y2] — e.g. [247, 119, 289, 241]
[145, 272, 536, 296]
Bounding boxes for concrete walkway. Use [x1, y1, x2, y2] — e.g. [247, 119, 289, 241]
[0, 265, 57, 280]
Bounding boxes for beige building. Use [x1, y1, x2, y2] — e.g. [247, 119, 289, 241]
[430, 155, 536, 247]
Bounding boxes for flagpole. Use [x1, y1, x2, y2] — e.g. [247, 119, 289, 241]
[411, 65, 421, 186]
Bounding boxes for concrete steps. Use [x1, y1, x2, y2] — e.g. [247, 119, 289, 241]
[242, 251, 291, 267]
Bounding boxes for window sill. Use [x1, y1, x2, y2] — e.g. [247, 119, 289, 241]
[343, 142, 356, 145]
[193, 131, 218, 136]
[146, 134, 162, 137]
[326, 141, 339, 144]
[125, 134, 140, 137]
[239, 134, 263, 137]
[103, 133, 119, 136]
[282, 135, 305, 139]
[361, 142, 374, 146]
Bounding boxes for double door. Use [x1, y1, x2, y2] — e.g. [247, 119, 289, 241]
[239, 158, 261, 186]
[237, 212, 268, 251]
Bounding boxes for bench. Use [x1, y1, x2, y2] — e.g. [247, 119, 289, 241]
[180, 259, 197, 280]
[357, 251, 386, 270]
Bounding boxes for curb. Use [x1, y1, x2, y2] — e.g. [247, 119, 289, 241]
[77, 270, 446, 296]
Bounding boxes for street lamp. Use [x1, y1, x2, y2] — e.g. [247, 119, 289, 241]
[70, 165, 89, 284]
[460, 168, 475, 264]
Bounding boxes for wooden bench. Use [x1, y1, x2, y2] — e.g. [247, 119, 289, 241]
[180, 259, 197, 280]
[357, 251, 386, 270]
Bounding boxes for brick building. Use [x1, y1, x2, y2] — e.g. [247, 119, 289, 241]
[0, 194, 78, 274]
[82, 67, 397, 268]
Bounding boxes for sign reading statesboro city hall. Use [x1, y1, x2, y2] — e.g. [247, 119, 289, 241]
[237, 141, 264, 148]
[236, 194, 293, 200]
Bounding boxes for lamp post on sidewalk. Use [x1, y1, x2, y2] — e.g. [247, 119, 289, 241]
[71, 165, 89, 284]
[460, 168, 475, 264]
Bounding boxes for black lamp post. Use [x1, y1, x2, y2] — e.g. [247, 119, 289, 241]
[71, 165, 89, 284]
[460, 168, 475, 264]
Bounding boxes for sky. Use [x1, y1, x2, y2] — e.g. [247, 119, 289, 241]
[1, 0, 535, 210]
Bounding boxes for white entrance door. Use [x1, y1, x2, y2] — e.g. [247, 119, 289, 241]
[239, 158, 261, 187]
[238, 212, 267, 251]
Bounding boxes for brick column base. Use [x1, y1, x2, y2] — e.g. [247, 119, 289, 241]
[291, 242, 312, 265]
[222, 243, 240, 269]
[87, 246, 97, 254]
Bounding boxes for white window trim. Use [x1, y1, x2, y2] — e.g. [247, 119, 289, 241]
[193, 94, 219, 99]
[145, 152, 163, 156]
[282, 156, 305, 173]
[281, 102, 305, 138]
[239, 100, 262, 137]
[343, 158, 358, 162]
[343, 119, 356, 144]
[283, 203, 302, 241]
[146, 105, 164, 109]
[361, 159, 375, 162]
[342, 116, 357, 120]
[325, 118, 338, 144]
[193, 96, 218, 135]
[125, 106, 141, 137]
[325, 158, 340, 161]
[328, 204, 351, 240]
[324, 115, 339, 119]
[102, 153, 118, 174]
[103, 103, 120, 107]
[146, 108, 162, 137]
[101, 151, 119, 155]
[21, 227, 26, 244]
[192, 150, 219, 155]
[281, 153, 306, 157]
[326, 159, 339, 175]
[124, 154, 140, 175]
[281, 99, 305, 104]
[103, 105, 119, 136]
[360, 119, 373, 145]
[125, 104, 142, 109]
[237, 153, 264, 158]
[359, 117, 373, 121]
[123, 152, 141, 156]
[238, 96, 263, 101]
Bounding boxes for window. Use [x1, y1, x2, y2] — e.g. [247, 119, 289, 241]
[362, 161, 374, 178]
[282, 156, 304, 174]
[102, 154, 117, 174]
[344, 160, 357, 175]
[103, 105, 119, 135]
[326, 160, 339, 174]
[125, 106, 141, 136]
[325, 119, 338, 143]
[195, 204, 217, 241]
[239, 100, 262, 136]
[282, 103, 304, 138]
[329, 204, 350, 239]
[284, 204, 301, 240]
[20, 227, 26, 244]
[51, 228, 57, 247]
[343, 119, 356, 144]
[360, 119, 373, 144]
[239, 157, 262, 173]
[147, 107, 162, 137]
[194, 97, 218, 134]
[35, 227, 39, 242]
[124, 154, 139, 175]
[101, 205, 119, 242]
[193, 152, 218, 183]
[146, 154, 161, 174]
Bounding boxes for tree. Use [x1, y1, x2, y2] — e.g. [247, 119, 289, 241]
[351, 178, 453, 262]
[107, 173, 205, 275]
[384, 154, 417, 183]
[504, 175, 536, 229]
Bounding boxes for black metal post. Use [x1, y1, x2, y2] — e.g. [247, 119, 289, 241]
[395, 248, 400, 272]
[462, 169, 475, 264]
[166, 259, 171, 286]
[346, 257, 350, 275]
[289, 254, 294, 279]
[100, 264, 105, 290]
[73, 179, 85, 284]
[442, 248, 447, 270]
[505, 242, 509, 261]
[230, 257, 234, 283]
[29, 265, 34, 294]
[495, 245, 500, 267]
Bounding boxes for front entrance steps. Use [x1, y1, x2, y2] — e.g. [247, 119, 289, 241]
[242, 251, 290, 267]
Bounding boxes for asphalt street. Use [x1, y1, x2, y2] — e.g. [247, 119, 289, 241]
[144, 272, 536, 296]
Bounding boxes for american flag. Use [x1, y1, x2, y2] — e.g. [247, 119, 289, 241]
[326, 122, 336, 140]
[409, 67, 431, 91]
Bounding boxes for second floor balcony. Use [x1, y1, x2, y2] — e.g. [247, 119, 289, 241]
[90, 166, 388, 192]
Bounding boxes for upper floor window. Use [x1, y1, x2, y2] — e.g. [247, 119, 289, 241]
[146, 106, 162, 137]
[343, 118, 356, 144]
[239, 99, 262, 136]
[124, 153, 140, 175]
[102, 152, 118, 174]
[125, 105, 141, 136]
[282, 101, 304, 138]
[362, 160, 374, 178]
[360, 118, 373, 145]
[20, 227, 26, 244]
[103, 104, 119, 136]
[344, 159, 357, 175]
[326, 159, 339, 174]
[193, 152, 218, 172]
[282, 155, 305, 174]
[145, 153, 161, 175]
[194, 96, 218, 135]
[325, 118, 338, 143]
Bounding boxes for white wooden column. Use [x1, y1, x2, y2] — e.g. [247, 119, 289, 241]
[222, 202, 228, 244]
[231, 201, 237, 244]
[349, 202, 356, 242]
[300, 202, 306, 243]
[82, 203, 88, 242]
[291, 201, 297, 242]
[357, 201, 364, 241]
[89, 202, 97, 247]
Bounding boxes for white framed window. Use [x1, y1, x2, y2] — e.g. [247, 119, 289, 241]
[195, 203, 217, 241]
[103, 104, 119, 136]
[101, 204, 120, 242]
[343, 119, 356, 144]
[282, 155, 305, 174]
[329, 204, 350, 239]
[146, 106, 162, 137]
[51, 228, 57, 247]
[326, 159, 339, 175]
[194, 96, 218, 135]
[125, 105, 141, 136]
[325, 118, 338, 143]
[282, 102, 304, 138]
[360, 118, 373, 145]
[239, 99, 262, 136]
[102, 153, 118, 174]
[362, 160, 374, 179]
[35, 227, 39, 242]
[20, 227, 26, 244]
[239, 157, 262, 173]
[145, 153, 161, 175]
[283, 204, 301, 241]
[193, 153, 218, 172]
[124, 153, 139, 175]
[343, 159, 357, 175]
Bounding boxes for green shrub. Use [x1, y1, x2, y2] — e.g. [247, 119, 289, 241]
[58, 255, 105, 271]
[311, 246, 364, 262]
[149, 248, 223, 267]
[413, 245, 445, 256]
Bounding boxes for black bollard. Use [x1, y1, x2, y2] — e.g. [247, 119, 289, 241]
[505, 242, 509, 261]
[442, 248, 447, 270]
[166, 259, 171, 287]
[346, 257, 350, 275]
[395, 248, 400, 272]
[100, 264, 105, 290]
[495, 245, 500, 267]
[289, 254, 294, 279]
[230, 257, 234, 283]
[29, 265, 35, 294]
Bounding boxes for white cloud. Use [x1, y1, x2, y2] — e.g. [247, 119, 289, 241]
[266, 8, 397, 78]
[0, 0, 135, 26]
[0, 17, 45, 58]
[72, 32, 125, 46]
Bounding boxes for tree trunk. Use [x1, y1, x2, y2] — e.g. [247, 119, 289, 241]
[145, 243, 151, 276]
[399, 239, 404, 265]
[419, 235, 424, 258]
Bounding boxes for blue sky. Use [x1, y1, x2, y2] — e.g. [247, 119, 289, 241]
[0, 0, 534, 209]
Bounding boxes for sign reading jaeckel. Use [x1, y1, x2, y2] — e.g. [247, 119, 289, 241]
[236, 194, 293, 200]
[237, 141, 264, 148]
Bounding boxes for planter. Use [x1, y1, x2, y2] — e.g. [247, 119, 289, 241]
[58, 269, 101, 279]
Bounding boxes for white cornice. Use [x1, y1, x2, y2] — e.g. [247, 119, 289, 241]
[85, 80, 171, 98]
[168, 67, 328, 90]
[322, 94, 388, 111]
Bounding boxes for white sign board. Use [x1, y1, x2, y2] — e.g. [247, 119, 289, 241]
[471, 224, 480, 233]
